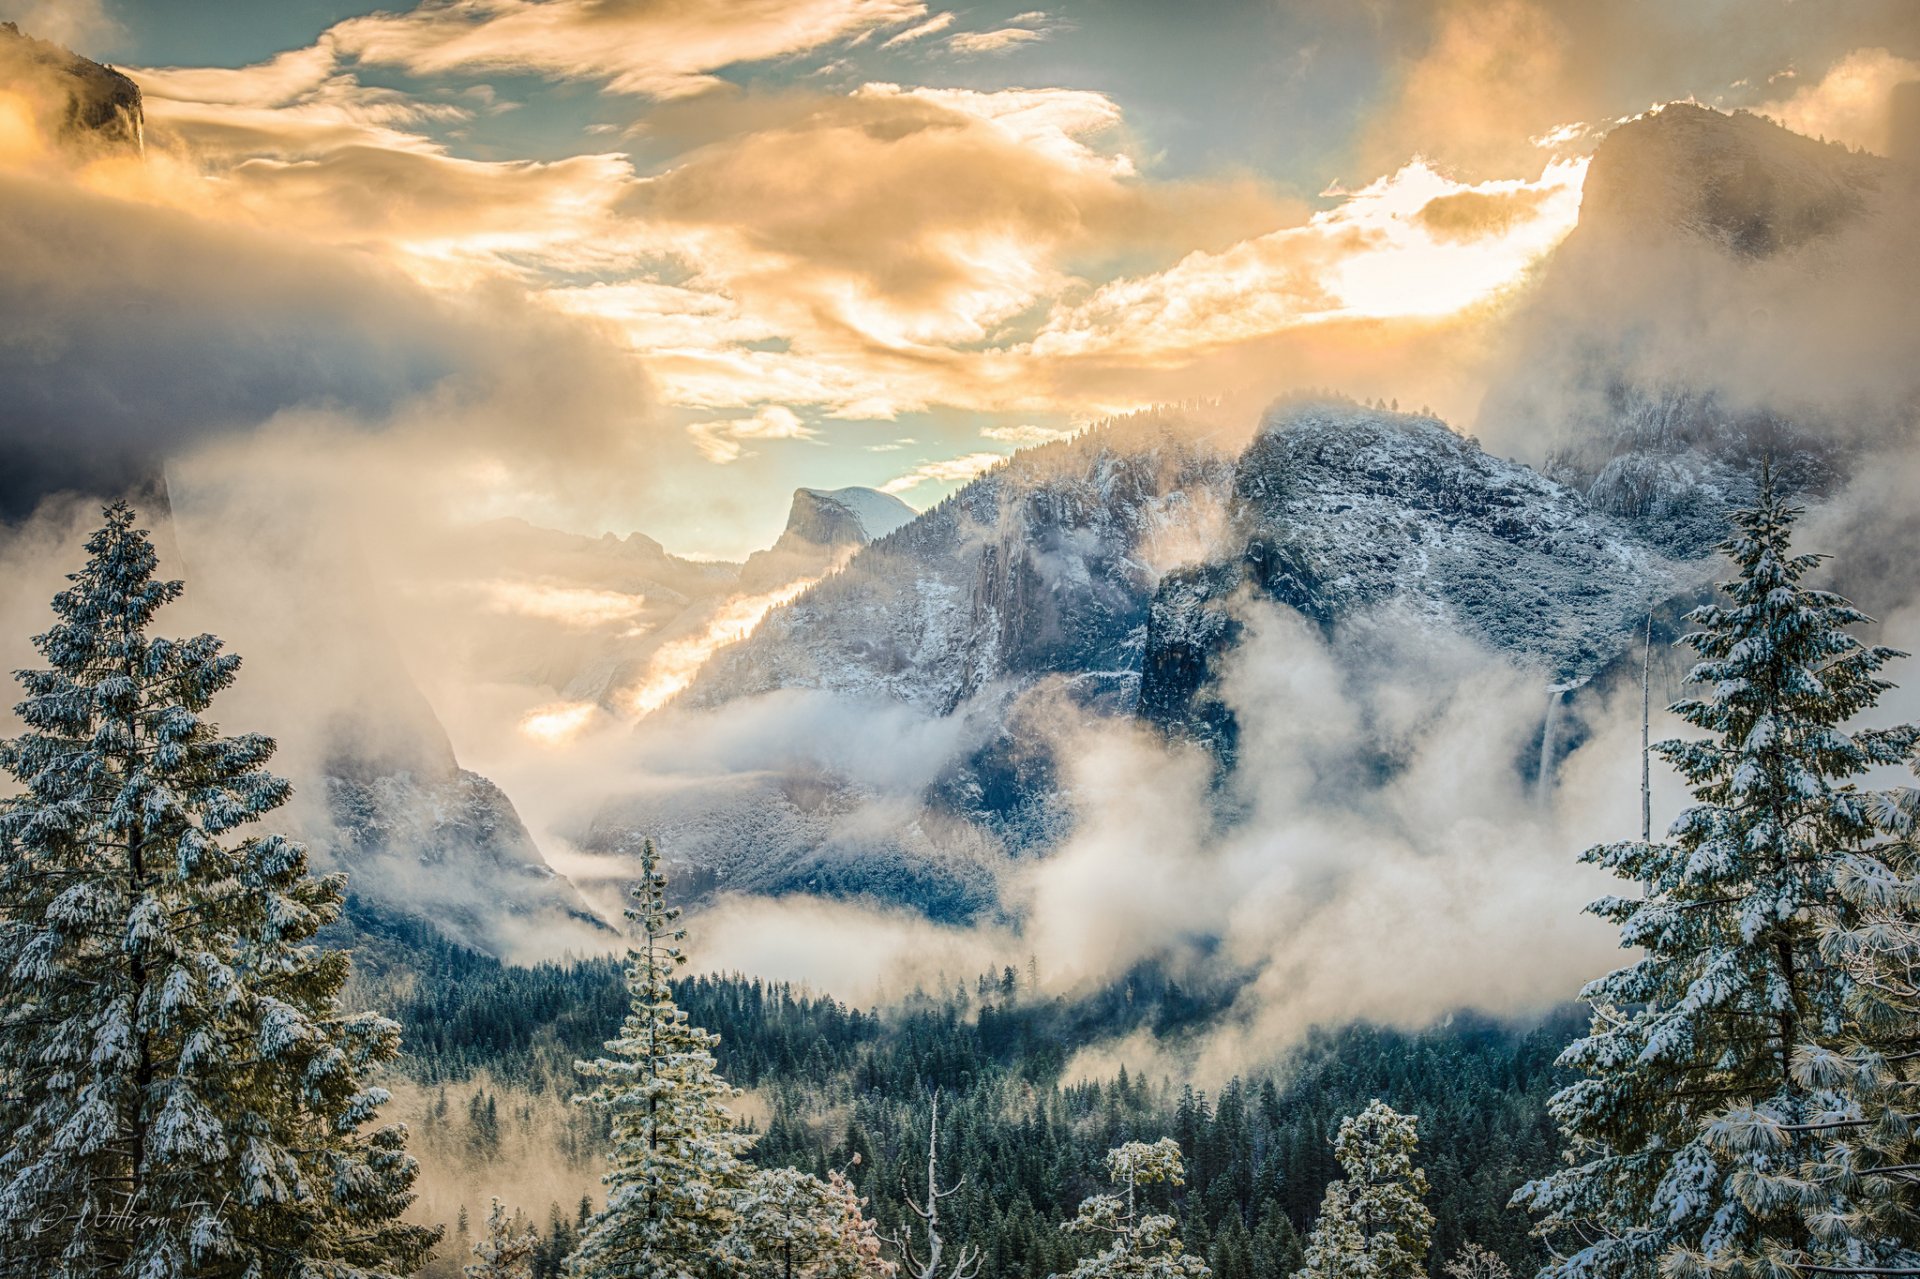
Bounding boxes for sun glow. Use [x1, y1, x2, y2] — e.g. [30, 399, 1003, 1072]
[478, 579, 649, 629]
[622, 575, 825, 717]
[517, 700, 600, 744]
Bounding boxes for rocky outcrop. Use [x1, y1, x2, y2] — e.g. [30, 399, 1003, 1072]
[738, 486, 915, 590]
[685, 410, 1233, 714]
[1137, 402, 1685, 759]
[0, 22, 144, 152]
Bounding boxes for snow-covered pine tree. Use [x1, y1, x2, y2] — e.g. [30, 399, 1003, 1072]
[568, 838, 754, 1279]
[1055, 1138, 1211, 1279]
[1728, 762, 1920, 1274]
[468, 1199, 539, 1279]
[1514, 480, 1920, 1279]
[0, 501, 438, 1278]
[1443, 1243, 1513, 1279]
[726, 1165, 892, 1279]
[1293, 1101, 1432, 1279]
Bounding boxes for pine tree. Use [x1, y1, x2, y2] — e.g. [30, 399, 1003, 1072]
[1444, 1243, 1514, 1279]
[1722, 763, 1920, 1273]
[1055, 1139, 1211, 1279]
[568, 838, 754, 1279]
[0, 502, 438, 1277]
[1294, 1101, 1432, 1279]
[469, 1199, 539, 1279]
[1514, 482, 1919, 1279]
[727, 1165, 891, 1279]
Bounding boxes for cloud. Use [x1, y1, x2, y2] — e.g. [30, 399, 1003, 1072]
[1004, 599, 1680, 1081]
[948, 26, 1046, 56]
[1028, 156, 1587, 364]
[688, 404, 821, 463]
[981, 423, 1075, 446]
[1753, 46, 1920, 155]
[329, 0, 929, 97]
[880, 12, 954, 48]
[0, 0, 119, 50]
[691, 894, 1015, 1003]
[879, 451, 1006, 494]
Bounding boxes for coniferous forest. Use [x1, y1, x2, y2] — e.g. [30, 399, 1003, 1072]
[4, 490, 1920, 1279]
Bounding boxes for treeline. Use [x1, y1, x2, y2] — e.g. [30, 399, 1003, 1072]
[354, 895, 1579, 1279]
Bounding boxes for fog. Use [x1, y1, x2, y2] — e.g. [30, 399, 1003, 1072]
[2, 12, 1920, 1098]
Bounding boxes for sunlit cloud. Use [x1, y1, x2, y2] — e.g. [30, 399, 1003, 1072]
[688, 404, 821, 464]
[330, 0, 930, 98]
[981, 423, 1075, 446]
[949, 27, 1045, 55]
[519, 699, 601, 744]
[478, 580, 650, 629]
[881, 12, 954, 48]
[879, 451, 1006, 495]
[1753, 47, 1920, 155]
[1029, 156, 1588, 363]
[625, 575, 833, 716]
[947, 9, 1055, 56]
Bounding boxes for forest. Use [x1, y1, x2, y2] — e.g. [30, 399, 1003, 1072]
[3, 487, 1920, 1279]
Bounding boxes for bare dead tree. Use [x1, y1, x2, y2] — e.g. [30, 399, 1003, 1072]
[883, 1092, 981, 1279]
[1642, 608, 1653, 844]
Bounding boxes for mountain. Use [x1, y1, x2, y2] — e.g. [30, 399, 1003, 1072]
[570, 395, 1692, 918]
[1484, 105, 1911, 556]
[740, 486, 916, 590]
[688, 411, 1232, 715]
[1139, 403, 1683, 760]
[0, 22, 144, 153]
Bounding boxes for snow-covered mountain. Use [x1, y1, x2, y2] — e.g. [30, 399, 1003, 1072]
[1486, 104, 1908, 556]
[686, 410, 1232, 715]
[1139, 403, 1684, 760]
[572, 396, 1695, 917]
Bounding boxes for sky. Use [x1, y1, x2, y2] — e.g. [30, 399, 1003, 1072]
[3, 0, 1918, 556]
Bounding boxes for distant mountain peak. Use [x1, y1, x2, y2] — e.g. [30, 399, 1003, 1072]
[0, 22, 144, 154]
[787, 486, 917, 546]
[1577, 102, 1886, 259]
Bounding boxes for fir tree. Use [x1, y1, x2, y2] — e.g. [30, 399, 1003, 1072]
[0, 502, 437, 1278]
[1294, 1101, 1432, 1279]
[1711, 761, 1920, 1273]
[468, 1200, 539, 1279]
[1445, 1243, 1514, 1279]
[568, 838, 753, 1279]
[727, 1165, 891, 1279]
[1055, 1139, 1211, 1279]
[1515, 482, 1920, 1279]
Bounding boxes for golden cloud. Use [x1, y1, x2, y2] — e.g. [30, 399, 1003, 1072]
[1028, 158, 1588, 364]
[329, 0, 929, 97]
[879, 451, 1007, 495]
[1416, 186, 1552, 241]
[1753, 47, 1920, 155]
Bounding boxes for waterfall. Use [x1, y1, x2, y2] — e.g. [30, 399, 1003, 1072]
[1537, 686, 1566, 802]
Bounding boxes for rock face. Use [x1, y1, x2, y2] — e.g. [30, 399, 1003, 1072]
[1138, 403, 1683, 759]
[0, 22, 144, 152]
[1571, 103, 1885, 260]
[1484, 105, 1902, 556]
[738, 487, 915, 590]
[687, 410, 1232, 715]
